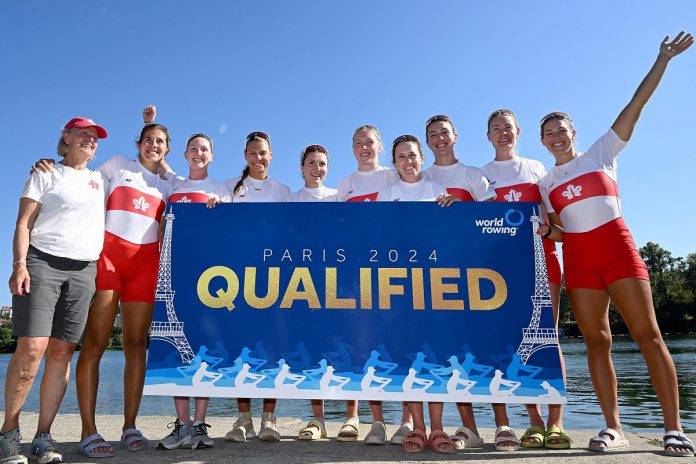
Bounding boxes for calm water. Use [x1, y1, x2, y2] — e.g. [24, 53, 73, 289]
[1, 336, 694, 432]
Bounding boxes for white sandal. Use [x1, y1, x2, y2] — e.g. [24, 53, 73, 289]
[663, 430, 694, 457]
[588, 428, 629, 452]
[494, 425, 519, 451]
[451, 426, 484, 450]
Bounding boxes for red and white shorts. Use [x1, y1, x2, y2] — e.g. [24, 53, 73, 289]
[562, 217, 649, 291]
[96, 232, 160, 303]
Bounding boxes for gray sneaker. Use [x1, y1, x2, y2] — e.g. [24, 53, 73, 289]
[30, 433, 61, 464]
[0, 428, 28, 464]
[258, 413, 280, 442]
[225, 415, 256, 442]
[156, 419, 192, 450]
[191, 422, 214, 449]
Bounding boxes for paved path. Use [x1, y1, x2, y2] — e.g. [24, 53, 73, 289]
[8, 412, 675, 463]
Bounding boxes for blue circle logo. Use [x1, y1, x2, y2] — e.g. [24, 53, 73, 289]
[504, 209, 524, 226]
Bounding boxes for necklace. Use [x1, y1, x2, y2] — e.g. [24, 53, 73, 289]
[248, 176, 268, 191]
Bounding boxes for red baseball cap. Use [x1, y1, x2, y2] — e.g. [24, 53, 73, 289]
[64, 117, 108, 139]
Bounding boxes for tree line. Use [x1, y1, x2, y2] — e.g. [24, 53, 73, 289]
[1, 242, 694, 353]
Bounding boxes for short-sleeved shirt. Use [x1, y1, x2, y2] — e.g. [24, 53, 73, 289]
[377, 179, 447, 201]
[169, 176, 232, 203]
[539, 129, 626, 233]
[291, 186, 338, 202]
[422, 162, 496, 201]
[336, 167, 399, 202]
[225, 176, 291, 202]
[22, 164, 106, 261]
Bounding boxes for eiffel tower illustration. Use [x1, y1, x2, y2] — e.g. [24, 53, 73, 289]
[515, 209, 559, 364]
[149, 208, 195, 365]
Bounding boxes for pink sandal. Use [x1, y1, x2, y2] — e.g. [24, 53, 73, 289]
[402, 429, 427, 453]
[427, 430, 456, 454]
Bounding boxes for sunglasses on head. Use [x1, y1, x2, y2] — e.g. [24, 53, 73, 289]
[303, 144, 328, 155]
[539, 112, 572, 126]
[426, 114, 452, 126]
[246, 131, 270, 142]
[392, 134, 420, 146]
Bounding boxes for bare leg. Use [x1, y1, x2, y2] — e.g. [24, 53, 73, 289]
[262, 399, 276, 413]
[237, 398, 251, 413]
[36, 338, 77, 435]
[608, 278, 685, 453]
[454, 402, 479, 435]
[346, 400, 357, 418]
[120, 301, 154, 446]
[174, 397, 191, 424]
[400, 402, 411, 423]
[404, 401, 425, 451]
[193, 398, 209, 423]
[2, 337, 49, 432]
[310, 399, 324, 419]
[568, 287, 619, 449]
[492, 403, 516, 447]
[369, 401, 383, 422]
[427, 402, 444, 431]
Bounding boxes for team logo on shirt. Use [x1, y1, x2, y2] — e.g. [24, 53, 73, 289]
[133, 196, 151, 212]
[474, 209, 524, 236]
[176, 196, 192, 203]
[561, 184, 582, 200]
[88, 179, 101, 190]
[504, 189, 522, 202]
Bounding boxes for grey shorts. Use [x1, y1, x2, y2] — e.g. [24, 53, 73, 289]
[12, 246, 96, 344]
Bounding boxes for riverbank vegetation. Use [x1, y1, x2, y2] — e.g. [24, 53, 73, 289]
[1, 242, 694, 353]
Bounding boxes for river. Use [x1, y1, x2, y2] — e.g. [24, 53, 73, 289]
[1, 336, 694, 432]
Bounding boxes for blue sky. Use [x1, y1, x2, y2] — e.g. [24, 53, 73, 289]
[1, 1, 694, 305]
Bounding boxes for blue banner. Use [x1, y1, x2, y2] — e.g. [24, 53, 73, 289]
[144, 202, 565, 404]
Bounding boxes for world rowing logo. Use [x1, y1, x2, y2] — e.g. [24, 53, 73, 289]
[474, 209, 524, 236]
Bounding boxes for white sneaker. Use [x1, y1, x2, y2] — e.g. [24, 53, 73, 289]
[258, 413, 280, 442]
[364, 421, 386, 446]
[225, 415, 256, 442]
[157, 419, 192, 450]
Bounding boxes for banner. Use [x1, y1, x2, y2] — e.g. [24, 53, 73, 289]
[144, 202, 566, 404]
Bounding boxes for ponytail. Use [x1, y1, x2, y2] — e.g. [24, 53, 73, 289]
[234, 166, 250, 196]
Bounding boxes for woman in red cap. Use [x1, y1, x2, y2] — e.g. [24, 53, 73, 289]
[1, 118, 107, 464]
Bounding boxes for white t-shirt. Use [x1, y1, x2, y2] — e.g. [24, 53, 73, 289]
[422, 162, 496, 201]
[22, 164, 105, 260]
[481, 156, 547, 205]
[336, 167, 399, 202]
[225, 175, 291, 202]
[98, 155, 172, 245]
[377, 179, 447, 202]
[291, 185, 338, 202]
[539, 129, 626, 233]
[169, 176, 232, 204]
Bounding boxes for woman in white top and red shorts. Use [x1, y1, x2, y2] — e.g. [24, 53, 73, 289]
[538, 32, 693, 457]
[481, 109, 568, 450]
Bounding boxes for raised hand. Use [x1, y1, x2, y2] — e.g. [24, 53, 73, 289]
[143, 105, 157, 124]
[659, 31, 693, 59]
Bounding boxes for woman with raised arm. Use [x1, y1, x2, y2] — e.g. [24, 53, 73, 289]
[1, 118, 107, 464]
[376, 134, 457, 454]
[156, 131, 230, 451]
[335, 125, 413, 446]
[480, 109, 569, 450]
[537, 32, 693, 457]
[223, 131, 290, 444]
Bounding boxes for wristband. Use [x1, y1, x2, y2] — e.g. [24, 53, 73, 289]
[13, 259, 26, 265]
[542, 224, 553, 239]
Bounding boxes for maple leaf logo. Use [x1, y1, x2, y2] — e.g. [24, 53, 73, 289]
[561, 184, 582, 200]
[88, 180, 101, 190]
[504, 189, 522, 202]
[132, 196, 150, 212]
[176, 196, 192, 203]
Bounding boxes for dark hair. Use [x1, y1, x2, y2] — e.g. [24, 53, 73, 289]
[187, 133, 214, 152]
[234, 131, 271, 195]
[300, 144, 329, 165]
[137, 123, 171, 147]
[391, 134, 424, 163]
[425, 114, 456, 140]
[540, 112, 574, 138]
[487, 109, 519, 133]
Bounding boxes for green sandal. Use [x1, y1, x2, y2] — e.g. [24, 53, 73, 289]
[520, 426, 546, 448]
[544, 425, 572, 449]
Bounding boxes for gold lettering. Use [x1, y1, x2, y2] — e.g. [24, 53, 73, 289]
[378, 268, 407, 309]
[430, 268, 465, 310]
[244, 267, 280, 309]
[411, 268, 425, 310]
[467, 268, 507, 310]
[197, 266, 239, 311]
[280, 267, 321, 308]
[325, 268, 356, 309]
[360, 268, 372, 309]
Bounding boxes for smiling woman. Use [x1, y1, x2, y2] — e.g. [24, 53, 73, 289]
[1, 117, 107, 464]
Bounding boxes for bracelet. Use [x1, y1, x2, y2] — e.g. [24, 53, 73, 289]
[542, 224, 553, 239]
[13, 259, 26, 265]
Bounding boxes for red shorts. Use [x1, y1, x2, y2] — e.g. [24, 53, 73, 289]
[562, 217, 649, 291]
[543, 237, 562, 286]
[96, 232, 160, 303]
